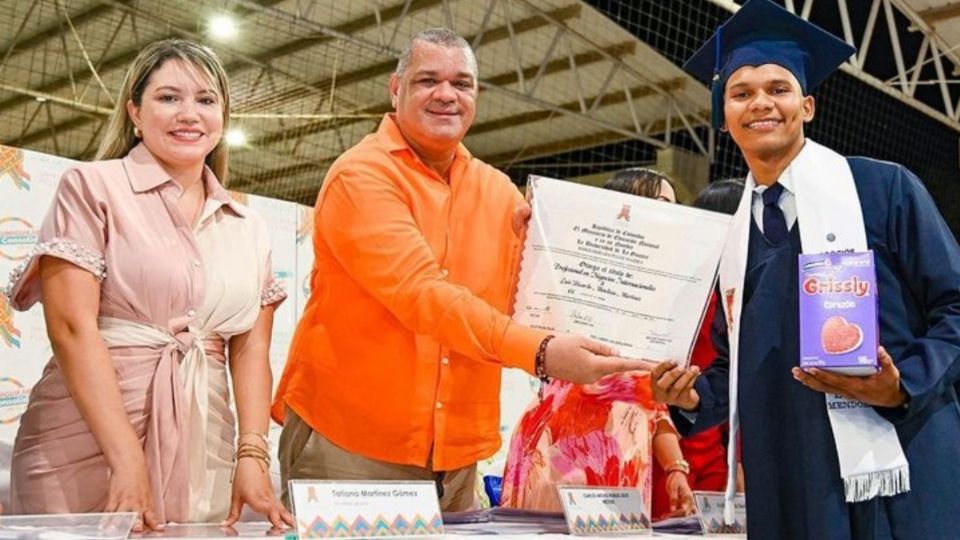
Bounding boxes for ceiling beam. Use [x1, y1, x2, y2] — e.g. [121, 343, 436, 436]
[244, 0, 444, 67]
[485, 131, 628, 168]
[0, 49, 137, 115]
[917, 2, 960, 24]
[0, 2, 125, 62]
[246, 40, 636, 148]
[16, 114, 98, 147]
[485, 108, 711, 167]
[0, 0, 288, 115]
[5, 0, 440, 148]
[229, 75, 684, 191]
[238, 3, 583, 112]
[469, 77, 685, 137]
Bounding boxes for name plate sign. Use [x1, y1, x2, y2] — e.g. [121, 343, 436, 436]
[558, 486, 651, 536]
[289, 480, 443, 539]
[693, 491, 747, 536]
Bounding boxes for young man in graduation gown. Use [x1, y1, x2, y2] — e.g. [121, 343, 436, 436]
[651, 1, 960, 538]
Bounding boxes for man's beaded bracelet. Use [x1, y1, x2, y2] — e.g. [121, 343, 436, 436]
[535, 334, 556, 400]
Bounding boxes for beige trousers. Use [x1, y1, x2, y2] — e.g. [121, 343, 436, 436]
[279, 408, 477, 512]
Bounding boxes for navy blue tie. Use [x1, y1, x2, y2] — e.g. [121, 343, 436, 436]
[762, 183, 788, 244]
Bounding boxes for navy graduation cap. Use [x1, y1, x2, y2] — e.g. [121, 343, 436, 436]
[684, 0, 856, 129]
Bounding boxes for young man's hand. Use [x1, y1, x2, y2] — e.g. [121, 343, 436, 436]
[650, 361, 701, 411]
[791, 346, 907, 408]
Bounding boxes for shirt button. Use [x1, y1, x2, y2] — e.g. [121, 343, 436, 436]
[187, 309, 197, 317]
[441, 357, 450, 366]
[440, 268, 449, 278]
[436, 402, 443, 410]
[192, 259, 201, 268]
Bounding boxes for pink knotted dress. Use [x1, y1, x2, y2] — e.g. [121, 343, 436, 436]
[3, 144, 284, 522]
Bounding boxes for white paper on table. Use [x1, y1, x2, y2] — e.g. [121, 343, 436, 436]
[513, 176, 731, 365]
[0, 512, 137, 539]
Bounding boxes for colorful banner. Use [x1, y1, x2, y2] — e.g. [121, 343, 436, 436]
[245, 194, 298, 383]
[0, 145, 72, 508]
[296, 204, 315, 317]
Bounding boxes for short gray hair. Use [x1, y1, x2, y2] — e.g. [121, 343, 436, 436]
[395, 28, 478, 78]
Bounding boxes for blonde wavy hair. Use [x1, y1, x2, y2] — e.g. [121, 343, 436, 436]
[96, 39, 231, 184]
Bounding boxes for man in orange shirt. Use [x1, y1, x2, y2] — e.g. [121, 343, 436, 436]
[272, 28, 648, 511]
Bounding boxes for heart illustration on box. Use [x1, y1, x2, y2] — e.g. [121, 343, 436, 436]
[821, 316, 863, 354]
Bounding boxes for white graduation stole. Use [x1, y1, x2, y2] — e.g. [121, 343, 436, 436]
[717, 139, 909, 524]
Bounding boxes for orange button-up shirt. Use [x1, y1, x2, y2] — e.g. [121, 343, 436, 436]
[272, 114, 548, 470]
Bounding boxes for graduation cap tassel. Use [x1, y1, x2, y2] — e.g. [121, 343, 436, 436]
[711, 75, 724, 131]
[711, 26, 724, 130]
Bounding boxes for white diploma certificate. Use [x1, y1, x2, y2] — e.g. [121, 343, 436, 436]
[513, 176, 732, 364]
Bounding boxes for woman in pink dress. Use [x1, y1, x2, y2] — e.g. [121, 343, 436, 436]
[3, 40, 291, 530]
[501, 169, 696, 520]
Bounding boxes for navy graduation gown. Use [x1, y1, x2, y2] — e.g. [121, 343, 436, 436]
[671, 157, 960, 539]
